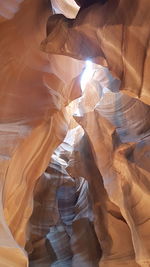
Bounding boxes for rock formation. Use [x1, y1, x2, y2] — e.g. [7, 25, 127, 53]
[42, 0, 150, 104]
[0, 0, 149, 266]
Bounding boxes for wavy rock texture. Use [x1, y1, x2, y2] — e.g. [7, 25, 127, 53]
[41, 2, 150, 264]
[0, 0, 150, 267]
[67, 64, 150, 266]
[42, 0, 150, 104]
[28, 151, 100, 267]
[0, 0, 83, 266]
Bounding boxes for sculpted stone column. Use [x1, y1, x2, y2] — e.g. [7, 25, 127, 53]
[0, 0, 82, 265]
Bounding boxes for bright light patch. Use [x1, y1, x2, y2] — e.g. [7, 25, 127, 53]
[103, 87, 111, 94]
[80, 60, 94, 93]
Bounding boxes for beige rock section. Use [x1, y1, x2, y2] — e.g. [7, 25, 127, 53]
[0, 0, 83, 266]
[41, 3, 150, 264]
[67, 132, 139, 267]
[66, 64, 150, 266]
[42, 0, 150, 104]
[0, 0, 150, 266]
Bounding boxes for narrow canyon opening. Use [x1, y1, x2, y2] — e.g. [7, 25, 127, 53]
[0, 0, 149, 267]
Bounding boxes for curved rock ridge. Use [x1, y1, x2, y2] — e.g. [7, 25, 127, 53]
[67, 64, 150, 266]
[0, 1, 84, 266]
[28, 148, 100, 267]
[0, 0, 149, 266]
[42, 0, 150, 105]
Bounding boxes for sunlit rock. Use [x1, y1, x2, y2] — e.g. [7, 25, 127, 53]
[0, 0, 149, 266]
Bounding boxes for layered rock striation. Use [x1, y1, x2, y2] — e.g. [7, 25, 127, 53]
[0, 0, 150, 266]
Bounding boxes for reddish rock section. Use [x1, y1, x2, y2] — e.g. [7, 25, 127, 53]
[0, 1, 149, 266]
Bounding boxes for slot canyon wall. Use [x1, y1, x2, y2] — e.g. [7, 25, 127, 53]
[0, 0, 149, 266]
